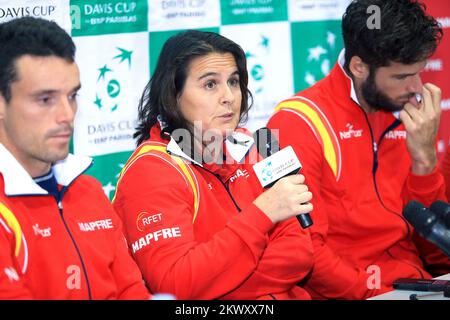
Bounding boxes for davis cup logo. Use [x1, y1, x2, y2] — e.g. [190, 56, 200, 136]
[246, 34, 270, 94]
[261, 161, 274, 183]
[304, 31, 336, 86]
[93, 47, 133, 113]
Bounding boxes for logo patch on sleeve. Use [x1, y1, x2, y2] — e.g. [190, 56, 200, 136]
[136, 212, 163, 232]
[131, 227, 181, 253]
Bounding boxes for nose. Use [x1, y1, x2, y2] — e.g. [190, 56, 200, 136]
[407, 74, 423, 94]
[56, 97, 76, 124]
[220, 83, 235, 107]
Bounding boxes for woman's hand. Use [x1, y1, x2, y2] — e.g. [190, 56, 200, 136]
[253, 174, 313, 224]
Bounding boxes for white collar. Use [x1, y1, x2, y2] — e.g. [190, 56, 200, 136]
[0, 143, 92, 196]
[338, 49, 360, 105]
[166, 130, 254, 165]
[225, 130, 255, 163]
[166, 138, 203, 167]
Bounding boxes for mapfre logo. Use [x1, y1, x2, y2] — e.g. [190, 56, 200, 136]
[136, 212, 163, 232]
[78, 219, 113, 232]
[339, 123, 363, 140]
[229, 169, 250, 183]
[384, 130, 406, 140]
[441, 99, 450, 111]
[437, 17, 450, 28]
[425, 59, 443, 72]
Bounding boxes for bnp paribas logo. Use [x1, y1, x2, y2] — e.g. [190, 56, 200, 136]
[245, 34, 270, 94]
[303, 30, 337, 86]
[93, 47, 133, 113]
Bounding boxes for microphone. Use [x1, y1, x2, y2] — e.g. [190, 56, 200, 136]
[252, 127, 313, 229]
[403, 200, 450, 257]
[430, 200, 450, 229]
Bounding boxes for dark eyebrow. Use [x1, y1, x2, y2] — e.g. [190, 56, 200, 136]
[30, 84, 81, 97]
[71, 84, 82, 93]
[198, 72, 218, 81]
[197, 70, 239, 81]
[30, 89, 57, 97]
[392, 72, 416, 78]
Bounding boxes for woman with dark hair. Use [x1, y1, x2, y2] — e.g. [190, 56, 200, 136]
[112, 30, 314, 300]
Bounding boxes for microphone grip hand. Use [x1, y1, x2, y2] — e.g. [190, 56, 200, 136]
[253, 174, 313, 225]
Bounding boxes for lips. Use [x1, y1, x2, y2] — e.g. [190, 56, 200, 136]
[50, 131, 72, 141]
[219, 112, 234, 119]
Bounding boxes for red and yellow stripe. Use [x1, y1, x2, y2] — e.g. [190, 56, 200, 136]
[113, 142, 200, 223]
[0, 202, 28, 274]
[275, 98, 341, 180]
[0, 202, 22, 257]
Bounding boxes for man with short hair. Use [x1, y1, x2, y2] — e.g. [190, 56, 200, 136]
[268, 0, 449, 299]
[0, 17, 150, 299]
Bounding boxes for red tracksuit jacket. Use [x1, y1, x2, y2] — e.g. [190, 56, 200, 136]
[113, 124, 313, 300]
[442, 146, 450, 200]
[0, 144, 150, 299]
[267, 56, 450, 300]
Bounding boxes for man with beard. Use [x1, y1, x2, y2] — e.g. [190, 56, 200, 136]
[267, 0, 450, 299]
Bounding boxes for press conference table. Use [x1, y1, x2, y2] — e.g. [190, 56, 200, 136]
[369, 274, 450, 300]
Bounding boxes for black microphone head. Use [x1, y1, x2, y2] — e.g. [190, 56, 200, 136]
[253, 127, 280, 159]
[403, 200, 438, 238]
[445, 286, 450, 298]
[430, 200, 450, 220]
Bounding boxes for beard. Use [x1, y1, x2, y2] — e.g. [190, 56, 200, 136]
[361, 71, 414, 113]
